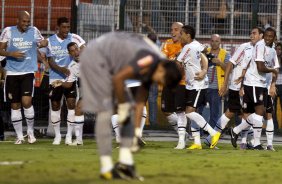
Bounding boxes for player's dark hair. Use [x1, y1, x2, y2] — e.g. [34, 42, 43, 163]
[57, 17, 69, 26]
[275, 42, 282, 49]
[147, 33, 157, 43]
[265, 27, 277, 37]
[162, 61, 182, 89]
[252, 26, 264, 35]
[182, 25, 196, 39]
[67, 42, 77, 51]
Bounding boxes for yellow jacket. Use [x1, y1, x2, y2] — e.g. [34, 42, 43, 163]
[207, 47, 227, 90]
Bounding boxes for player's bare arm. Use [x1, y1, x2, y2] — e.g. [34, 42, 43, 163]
[219, 61, 233, 96]
[195, 53, 208, 80]
[269, 70, 278, 98]
[0, 42, 25, 59]
[256, 61, 278, 75]
[48, 57, 70, 76]
[38, 39, 48, 48]
[134, 85, 149, 130]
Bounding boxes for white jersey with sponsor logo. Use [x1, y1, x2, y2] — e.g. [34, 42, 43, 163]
[265, 52, 280, 94]
[177, 40, 208, 90]
[244, 39, 277, 88]
[229, 42, 253, 91]
[65, 60, 79, 83]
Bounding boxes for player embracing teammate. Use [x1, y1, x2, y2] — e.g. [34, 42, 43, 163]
[220, 27, 280, 150]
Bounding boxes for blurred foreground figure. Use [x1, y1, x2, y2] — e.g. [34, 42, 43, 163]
[80, 32, 182, 181]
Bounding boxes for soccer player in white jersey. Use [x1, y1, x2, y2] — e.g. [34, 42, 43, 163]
[0, 11, 48, 144]
[46, 17, 86, 145]
[220, 27, 279, 150]
[176, 25, 221, 149]
[205, 27, 263, 149]
[51, 42, 83, 146]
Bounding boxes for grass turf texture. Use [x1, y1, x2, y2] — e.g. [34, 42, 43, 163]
[1, 140, 282, 184]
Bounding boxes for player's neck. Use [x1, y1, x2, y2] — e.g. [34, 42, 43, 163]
[210, 48, 220, 53]
[16, 26, 25, 33]
[57, 33, 67, 40]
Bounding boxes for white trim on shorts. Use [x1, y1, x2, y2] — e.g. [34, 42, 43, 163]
[252, 86, 257, 103]
[3, 75, 7, 102]
[193, 89, 201, 108]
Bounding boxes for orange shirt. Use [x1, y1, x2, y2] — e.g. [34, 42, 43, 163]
[161, 39, 185, 85]
[161, 39, 182, 60]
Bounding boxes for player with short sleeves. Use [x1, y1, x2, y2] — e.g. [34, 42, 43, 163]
[0, 11, 48, 144]
[46, 17, 86, 145]
[176, 25, 221, 150]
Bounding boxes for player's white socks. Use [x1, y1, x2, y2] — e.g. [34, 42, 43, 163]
[186, 112, 217, 136]
[176, 112, 187, 147]
[140, 107, 147, 136]
[251, 113, 263, 147]
[51, 110, 61, 138]
[119, 147, 134, 165]
[233, 118, 252, 135]
[74, 115, 84, 142]
[191, 121, 201, 145]
[167, 113, 178, 132]
[215, 114, 230, 132]
[100, 155, 113, 174]
[111, 114, 120, 142]
[247, 127, 254, 145]
[241, 129, 248, 144]
[24, 106, 35, 135]
[66, 109, 75, 138]
[266, 118, 274, 146]
[11, 109, 23, 140]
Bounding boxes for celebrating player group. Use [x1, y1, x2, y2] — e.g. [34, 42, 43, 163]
[0, 10, 280, 181]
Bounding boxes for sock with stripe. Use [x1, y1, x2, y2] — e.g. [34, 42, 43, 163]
[167, 113, 178, 132]
[233, 118, 252, 135]
[67, 109, 75, 138]
[51, 110, 61, 138]
[186, 112, 217, 136]
[266, 118, 274, 146]
[74, 115, 84, 142]
[251, 113, 263, 147]
[111, 114, 120, 141]
[177, 112, 187, 144]
[214, 113, 230, 133]
[191, 121, 201, 145]
[24, 106, 35, 135]
[11, 109, 23, 140]
[140, 107, 147, 136]
[247, 127, 254, 145]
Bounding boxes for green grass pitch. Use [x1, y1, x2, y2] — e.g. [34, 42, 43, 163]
[1, 140, 282, 184]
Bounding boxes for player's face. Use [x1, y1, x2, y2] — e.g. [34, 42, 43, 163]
[179, 30, 189, 45]
[69, 45, 80, 62]
[210, 36, 221, 50]
[58, 22, 70, 38]
[152, 64, 166, 85]
[250, 29, 262, 45]
[171, 24, 182, 42]
[18, 16, 30, 32]
[264, 31, 276, 47]
[275, 45, 282, 56]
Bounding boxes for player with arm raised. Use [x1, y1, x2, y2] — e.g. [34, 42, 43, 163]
[224, 27, 278, 150]
[177, 25, 221, 149]
[80, 32, 182, 180]
[0, 11, 48, 144]
[205, 27, 263, 149]
[47, 17, 86, 145]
